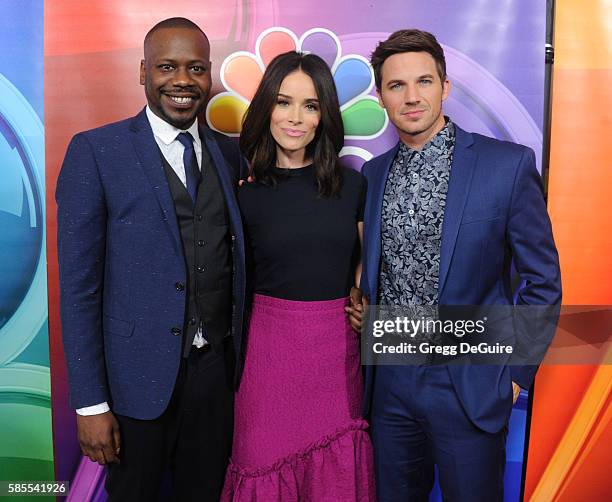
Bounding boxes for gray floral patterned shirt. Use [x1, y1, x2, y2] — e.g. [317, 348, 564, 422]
[379, 120, 456, 306]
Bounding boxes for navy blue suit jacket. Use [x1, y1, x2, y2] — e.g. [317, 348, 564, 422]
[360, 124, 561, 433]
[56, 109, 247, 420]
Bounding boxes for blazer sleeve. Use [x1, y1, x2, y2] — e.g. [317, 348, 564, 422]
[56, 133, 110, 409]
[506, 147, 562, 388]
[359, 160, 373, 300]
[239, 151, 249, 182]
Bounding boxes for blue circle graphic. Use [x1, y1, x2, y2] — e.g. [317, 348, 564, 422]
[0, 73, 46, 365]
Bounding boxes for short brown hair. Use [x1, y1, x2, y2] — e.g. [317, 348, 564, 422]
[370, 29, 446, 89]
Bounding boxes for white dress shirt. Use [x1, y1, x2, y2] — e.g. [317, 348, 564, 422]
[76, 108, 206, 417]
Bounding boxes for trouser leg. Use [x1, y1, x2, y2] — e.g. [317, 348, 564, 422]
[106, 368, 184, 502]
[371, 366, 434, 502]
[423, 366, 506, 502]
[172, 344, 234, 502]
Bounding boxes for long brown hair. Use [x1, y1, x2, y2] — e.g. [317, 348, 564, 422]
[239, 51, 344, 197]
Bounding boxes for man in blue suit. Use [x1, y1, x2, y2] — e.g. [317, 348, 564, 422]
[347, 30, 561, 501]
[56, 18, 246, 501]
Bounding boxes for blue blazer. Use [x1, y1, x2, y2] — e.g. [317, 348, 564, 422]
[56, 109, 247, 420]
[360, 125, 561, 433]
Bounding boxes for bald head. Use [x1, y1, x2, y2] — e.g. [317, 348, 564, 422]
[144, 17, 209, 59]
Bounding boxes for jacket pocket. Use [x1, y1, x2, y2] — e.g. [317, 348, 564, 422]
[103, 314, 135, 338]
[461, 206, 501, 224]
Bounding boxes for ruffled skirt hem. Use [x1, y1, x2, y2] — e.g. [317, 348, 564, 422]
[221, 419, 376, 501]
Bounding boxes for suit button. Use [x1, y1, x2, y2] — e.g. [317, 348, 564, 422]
[197, 240, 205, 247]
[197, 265, 205, 273]
[175, 282, 185, 291]
[189, 317, 197, 326]
[196, 214, 203, 221]
[171, 327, 182, 336]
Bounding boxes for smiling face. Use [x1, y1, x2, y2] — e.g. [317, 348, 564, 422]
[140, 27, 211, 129]
[270, 70, 321, 166]
[377, 51, 451, 149]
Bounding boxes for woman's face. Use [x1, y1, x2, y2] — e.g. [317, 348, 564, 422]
[270, 70, 321, 163]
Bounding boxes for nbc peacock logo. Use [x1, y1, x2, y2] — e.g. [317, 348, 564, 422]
[206, 27, 388, 148]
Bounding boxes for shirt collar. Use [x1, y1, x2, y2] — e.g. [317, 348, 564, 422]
[399, 117, 455, 157]
[145, 106, 201, 146]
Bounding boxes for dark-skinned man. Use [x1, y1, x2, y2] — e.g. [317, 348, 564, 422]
[56, 17, 247, 501]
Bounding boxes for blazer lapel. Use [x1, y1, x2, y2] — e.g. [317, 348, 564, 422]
[366, 144, 400, 301]
[129, 109, 182, 252]
[200, 126, 245, 254]
[438, 126, 477, 297]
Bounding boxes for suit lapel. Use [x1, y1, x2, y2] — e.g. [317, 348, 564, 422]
[129, 109, 182, 252]
[366, 144, 400, 300]
[438, 126, 477, 297]
[200, 126, 245, 251]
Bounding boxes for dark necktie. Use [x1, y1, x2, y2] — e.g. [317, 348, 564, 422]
[176, 132, 201, 202]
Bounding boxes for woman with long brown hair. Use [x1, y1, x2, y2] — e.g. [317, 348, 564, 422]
[222, 51, 375, 501]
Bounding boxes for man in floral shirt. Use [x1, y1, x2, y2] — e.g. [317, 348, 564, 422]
[348, 29, 561, 501]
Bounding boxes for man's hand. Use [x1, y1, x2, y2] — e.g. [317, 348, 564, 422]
[238, 175, 254, 187]
[512, 381, 521, 405]
[77, 411, 121, 465]
[345, 287, 368, 333]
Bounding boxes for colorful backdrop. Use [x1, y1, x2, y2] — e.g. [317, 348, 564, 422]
[0, 0, 54, 500]
[0, 1, 54, 501]
[524, 1, 612, 500]
[44, 1, 545, 500]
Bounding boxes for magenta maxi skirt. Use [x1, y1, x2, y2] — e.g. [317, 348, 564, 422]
[221, 294, 376, 501]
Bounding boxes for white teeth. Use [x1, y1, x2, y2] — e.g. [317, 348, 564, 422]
[170, 96, 192, 104]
